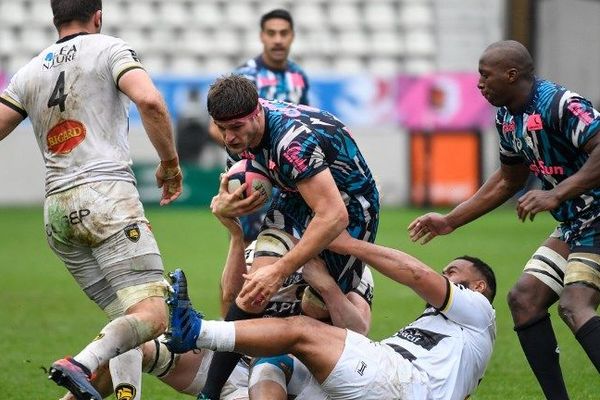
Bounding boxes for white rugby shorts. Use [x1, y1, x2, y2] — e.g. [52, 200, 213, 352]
[44, 180, 163, 308]
[321, 330, 430, 400]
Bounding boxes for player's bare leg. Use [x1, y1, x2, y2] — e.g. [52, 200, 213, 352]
[508, 237, 569, 400]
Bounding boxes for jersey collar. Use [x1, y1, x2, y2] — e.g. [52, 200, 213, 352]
[57, 32, 90, 44]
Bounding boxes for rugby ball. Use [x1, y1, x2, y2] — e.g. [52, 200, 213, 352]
[226, 159, 273, 201]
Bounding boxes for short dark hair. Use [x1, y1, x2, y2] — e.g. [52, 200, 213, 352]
[51, 0, 102, 29]
[207, 75, 259, 121]
[260, 9, 294, 31]
[455, 255, 497, 303]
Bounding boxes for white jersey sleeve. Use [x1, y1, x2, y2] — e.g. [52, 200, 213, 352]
[439, 280, 495, 332]
[351, 266, 374, 306]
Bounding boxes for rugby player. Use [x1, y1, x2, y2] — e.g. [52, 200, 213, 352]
[209, 8, 310, 245]
[409, 40, 600, 399]
[166, 234, 497, 400]
[0, 1, 182, 399]
[204, 74, 379, 399]
[60, 216, 373, 400]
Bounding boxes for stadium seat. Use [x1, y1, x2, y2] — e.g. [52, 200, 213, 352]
[190, 2, 224, 29]
[368, 56, 401, 76]
[371, 30, 405, 57]
[161, 2, 191, 28]
[126, 2, 157, 28]
[20, 27, 51, 53]
[179, 29, 215, 57]
[223, 3, 255, 29]
[240, 30, 263, 60]
[301, 56, 332, 74]
[203, 56, 233, 75]
[29, 1, 53, 26]
[400, 3, 434, 28]
[329, 3, 362, 31]
[0, 2, 27, 28]
[364, 2, 397, 30]
[294, 4, 326, 30]
[404, 57, 435, 74]
[331, 56, 366, 74]
[404, 30, 436, 57]
[142, 54, 168, 75]
[337, 30, 369, 57]
[171, 55, 202, 76]
[213, 31, 242, 57]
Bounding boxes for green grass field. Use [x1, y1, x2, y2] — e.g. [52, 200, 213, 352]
[0, 206, 598, 399]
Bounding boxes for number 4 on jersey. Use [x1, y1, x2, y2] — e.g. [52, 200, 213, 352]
[48, 71, 68, 112]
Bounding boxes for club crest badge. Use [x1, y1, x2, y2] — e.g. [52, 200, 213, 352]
[124, 224, 141, 242]
[115, 383, 136, 400]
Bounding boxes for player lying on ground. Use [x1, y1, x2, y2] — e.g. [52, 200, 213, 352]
[166, 233, 497, 400]
[60, 213, 373, 399]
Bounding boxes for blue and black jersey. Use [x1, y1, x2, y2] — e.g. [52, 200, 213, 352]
[228, 99, 379, 214]
[496, 78, 600, 223]
[235, 56, 309, 105]
[227, 99, 379, 292]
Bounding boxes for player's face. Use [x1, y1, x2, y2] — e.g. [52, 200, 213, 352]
[260, 18, 294, 67]
[477, 53, 511, 107]
[214, 117, 261, 154]
[442, 259, 481, 289]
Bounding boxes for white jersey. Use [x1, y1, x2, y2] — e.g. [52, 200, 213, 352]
[0, 32, 143, 196]
[381, 281, 496, 400]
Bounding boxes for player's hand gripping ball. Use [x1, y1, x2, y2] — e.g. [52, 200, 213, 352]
[226, 159, 273, 202]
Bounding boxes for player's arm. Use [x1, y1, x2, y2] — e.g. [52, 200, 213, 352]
[239, 169, 347, 303]
[301, 257, 371, 335]
[0, 102, 24, 141]
[409, 162, 530, 244]
[539, 131, 600, 203]
[331, 234, 449, 308]
[215, 215, 248, 317]
[118, 68, 182, 205]
[276, 169, 348, 278]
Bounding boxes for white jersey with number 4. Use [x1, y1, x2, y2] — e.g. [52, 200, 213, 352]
[381, 281, 496, 400]
[0, 33, 144, 196]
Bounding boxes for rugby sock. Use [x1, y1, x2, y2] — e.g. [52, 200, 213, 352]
[109, 347, 143, 400]
[575, 315, 600, 373]
[515, 313, 569, 400]
[196, 320, 236, 351]
[74, 315, 150, 372]
[200, 303, 261, 400]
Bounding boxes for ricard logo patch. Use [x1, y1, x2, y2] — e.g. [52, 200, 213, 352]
[47, 120, 86, 154]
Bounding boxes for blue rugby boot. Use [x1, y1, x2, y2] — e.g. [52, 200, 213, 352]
[165, 268, 203, 353]
[49, 357, 102, 400]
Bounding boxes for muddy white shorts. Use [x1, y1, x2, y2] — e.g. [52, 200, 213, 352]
[321, 330, 430, 400]
[44, 180, 164, 309]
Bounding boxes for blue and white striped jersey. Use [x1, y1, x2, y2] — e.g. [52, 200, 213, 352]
[496, 78, 600, 222]
[235, 56, 309, 106]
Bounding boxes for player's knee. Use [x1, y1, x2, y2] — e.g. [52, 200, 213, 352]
[249, 355, 293, 392]
[507, 282, 547, 319]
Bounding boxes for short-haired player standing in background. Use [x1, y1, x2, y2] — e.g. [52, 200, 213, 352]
[0, 1, 183, 399]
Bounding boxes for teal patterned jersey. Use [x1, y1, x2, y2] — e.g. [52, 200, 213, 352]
[235, 56, 309, 105]
[496, 78, 600, 222]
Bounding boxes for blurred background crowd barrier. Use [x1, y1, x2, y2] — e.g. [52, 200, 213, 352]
[1, 0, 600, 207]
